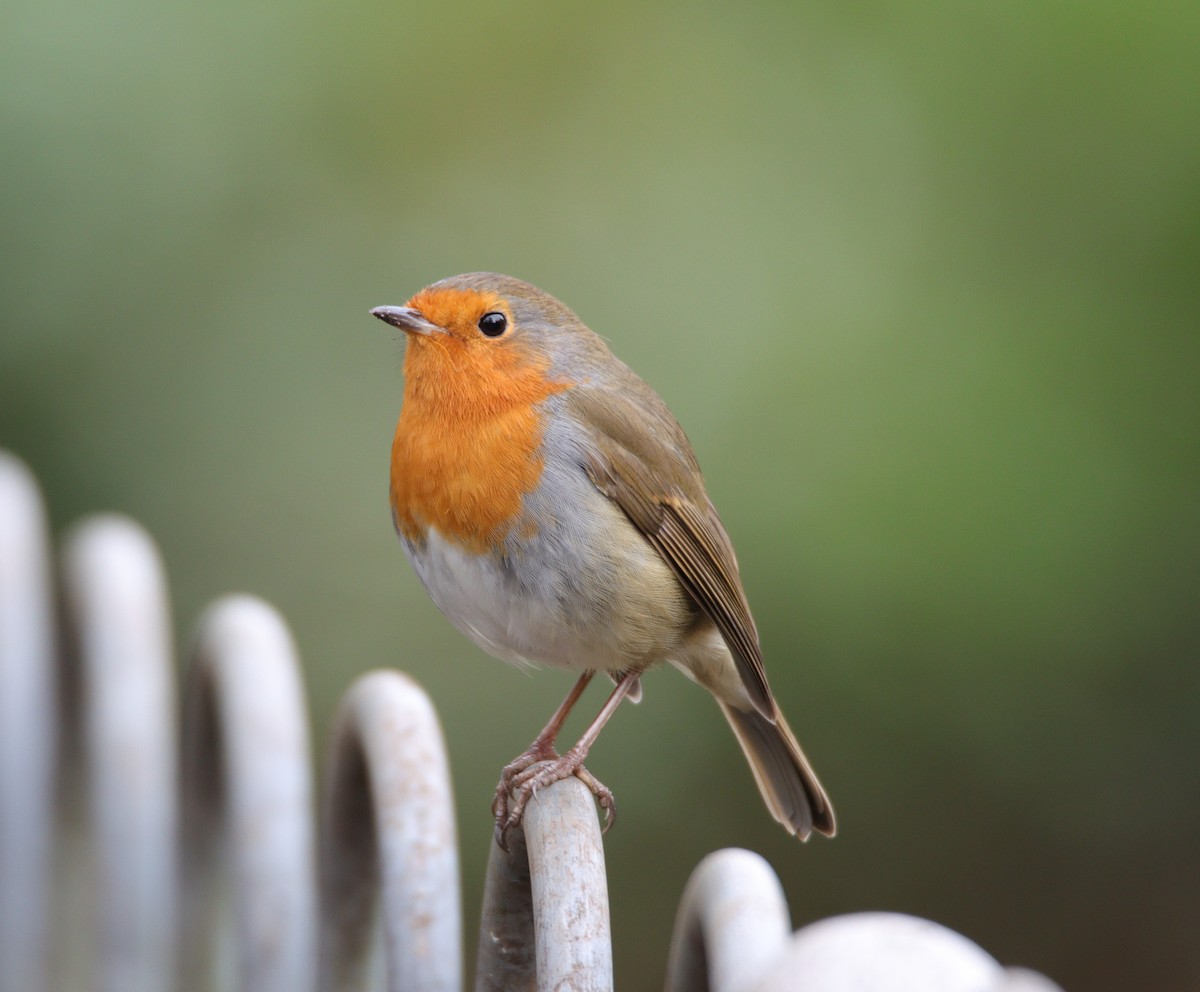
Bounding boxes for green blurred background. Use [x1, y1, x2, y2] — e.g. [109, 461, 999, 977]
[3, 1, 1198, 988]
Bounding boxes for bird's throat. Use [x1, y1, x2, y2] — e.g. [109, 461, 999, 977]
[390, 340, 569, 552]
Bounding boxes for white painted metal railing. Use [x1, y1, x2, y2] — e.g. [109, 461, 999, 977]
[0, 450, 1062, 991]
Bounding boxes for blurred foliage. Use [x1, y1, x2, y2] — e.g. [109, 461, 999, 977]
[3, 1, 1199, 989]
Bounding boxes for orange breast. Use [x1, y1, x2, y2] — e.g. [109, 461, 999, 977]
[390, 335, 569, 553]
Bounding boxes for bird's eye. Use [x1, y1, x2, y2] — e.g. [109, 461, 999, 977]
[478, 311, 508, 337]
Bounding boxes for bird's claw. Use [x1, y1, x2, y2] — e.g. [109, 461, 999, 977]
[491, 743, 555, 849]
[492, 749, 616, 850]
[572, 765, 616, 834]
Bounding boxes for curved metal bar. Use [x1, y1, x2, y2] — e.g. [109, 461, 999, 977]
[179, 595, 319, 992]
[0, 454, 57, 992]
[666, 857, 1066, 992]
[477, 775, 613, 992]
[997, 967, 1065, 991]
[476, 818, 535, 992]
[59, 515, 179, 992]
[664, 848, 791, 992]
[319, 670, 462, 992]
[750, 912, 1008, 992]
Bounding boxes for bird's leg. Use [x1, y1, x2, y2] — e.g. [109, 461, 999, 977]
[495, 669, 641, 849]
[492, 670, 595, 831]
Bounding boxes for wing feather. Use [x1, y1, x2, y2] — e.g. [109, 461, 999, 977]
[570, 388, 773, 717]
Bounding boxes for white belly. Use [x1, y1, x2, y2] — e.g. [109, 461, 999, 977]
[403, 495, 693, 674]
[405, 528, 578, 669]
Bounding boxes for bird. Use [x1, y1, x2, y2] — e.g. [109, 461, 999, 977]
[372, 273, 835, 848]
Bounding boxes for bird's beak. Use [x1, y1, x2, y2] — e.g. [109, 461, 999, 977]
[370, 305, 445, 336]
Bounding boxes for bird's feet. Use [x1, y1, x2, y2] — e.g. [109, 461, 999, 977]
[492, 744, 615, 851]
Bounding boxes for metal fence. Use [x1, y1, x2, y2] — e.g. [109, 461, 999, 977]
[0, 450, 1062, 992]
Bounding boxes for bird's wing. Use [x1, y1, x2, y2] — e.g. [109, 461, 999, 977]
[567, 387, 774, 718]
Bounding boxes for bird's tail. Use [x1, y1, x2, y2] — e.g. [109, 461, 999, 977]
[718, 700, 836, 840]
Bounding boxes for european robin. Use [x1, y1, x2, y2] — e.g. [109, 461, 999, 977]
[372, 273, 835, 847]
